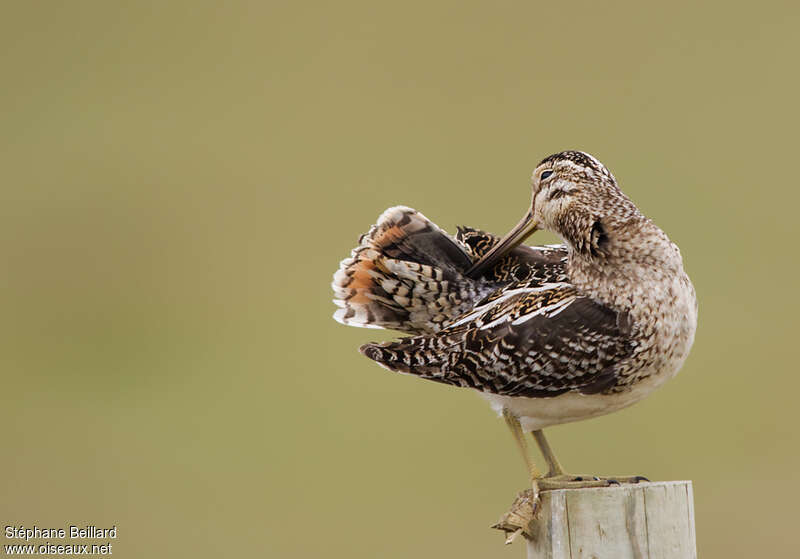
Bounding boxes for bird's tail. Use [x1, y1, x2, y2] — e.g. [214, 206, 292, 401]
[332, 206, 489, 334]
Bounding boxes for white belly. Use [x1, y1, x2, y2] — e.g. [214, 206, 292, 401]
[480, 366, 681, 431]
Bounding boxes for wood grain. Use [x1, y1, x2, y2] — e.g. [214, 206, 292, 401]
[526, 481, 696, 559]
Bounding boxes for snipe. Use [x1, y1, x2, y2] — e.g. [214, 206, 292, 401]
[332, 151, 697, 541]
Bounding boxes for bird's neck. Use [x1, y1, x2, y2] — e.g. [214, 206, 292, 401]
[565, 215, 683, 307]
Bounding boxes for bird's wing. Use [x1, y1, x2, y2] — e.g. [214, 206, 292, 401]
[361, 282, 635, 397]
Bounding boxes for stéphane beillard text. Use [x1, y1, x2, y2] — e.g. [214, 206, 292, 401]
[5, 525, 117, 541]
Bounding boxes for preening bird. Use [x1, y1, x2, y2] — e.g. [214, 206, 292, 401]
[331, 151, 697, 533]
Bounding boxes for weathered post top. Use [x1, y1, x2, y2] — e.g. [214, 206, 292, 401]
[526, 481, 696, 559]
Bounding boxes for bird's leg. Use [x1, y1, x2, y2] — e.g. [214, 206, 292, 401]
[531, 430, 604, 489]
[531, 429, 565, 477]
[491, 410, 542, 544]
[530, 429, 649, 490]
[504, 409, 542, 482]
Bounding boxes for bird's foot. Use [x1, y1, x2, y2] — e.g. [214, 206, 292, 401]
[491, 479, 540, 544]
[538, 474, 649, 490]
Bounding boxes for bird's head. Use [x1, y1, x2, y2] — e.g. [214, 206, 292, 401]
[529, 151, 619, 233]
[467, 151, 638, 277]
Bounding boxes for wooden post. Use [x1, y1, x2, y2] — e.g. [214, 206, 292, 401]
[526, 481, 696, 559]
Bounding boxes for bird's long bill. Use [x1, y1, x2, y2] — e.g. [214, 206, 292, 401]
[465, 208, 538, 278]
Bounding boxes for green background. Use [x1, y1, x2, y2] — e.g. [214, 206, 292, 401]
[2, 2, 798, 557]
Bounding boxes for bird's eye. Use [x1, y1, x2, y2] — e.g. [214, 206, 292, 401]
[540, 170, 553, 180]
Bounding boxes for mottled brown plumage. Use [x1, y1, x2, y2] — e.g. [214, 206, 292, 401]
[332, 151, 697, 531]
[333, 151, 696, 429]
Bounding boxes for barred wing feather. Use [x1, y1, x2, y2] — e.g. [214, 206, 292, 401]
[361, 283, 635, 398]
